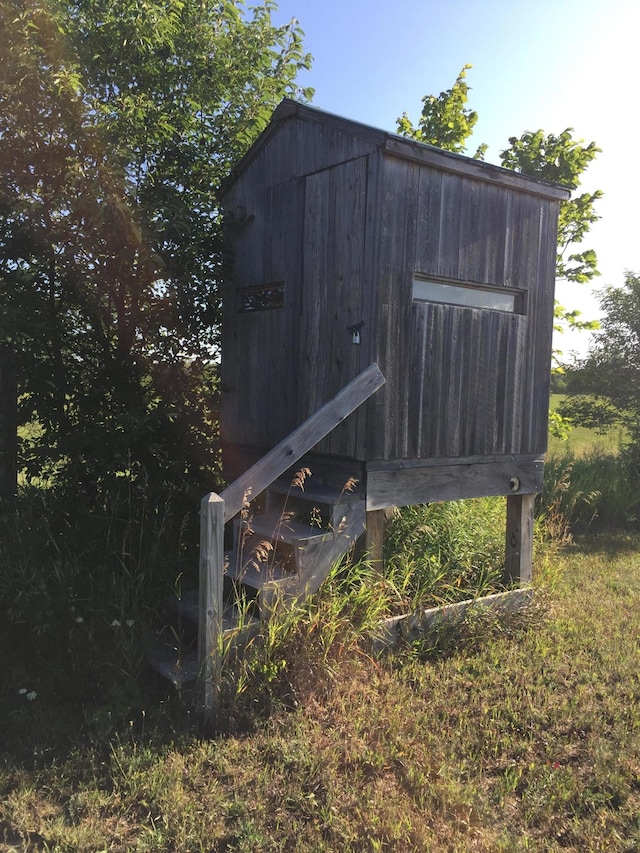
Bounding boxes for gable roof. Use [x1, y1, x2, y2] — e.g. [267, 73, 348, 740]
[222, 98, 571, 202]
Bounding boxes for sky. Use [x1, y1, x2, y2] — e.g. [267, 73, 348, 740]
[272, 0, 639, 359]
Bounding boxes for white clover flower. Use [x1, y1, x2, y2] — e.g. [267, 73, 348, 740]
[18, 688, 27, 695]
[111, 619, 121, 628]
[26, 691, 37, 701]
[126, 619, 134, 628]
[75, 616, 84, 624]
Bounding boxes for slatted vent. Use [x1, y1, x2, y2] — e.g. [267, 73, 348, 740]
[239, 282, 284, 313]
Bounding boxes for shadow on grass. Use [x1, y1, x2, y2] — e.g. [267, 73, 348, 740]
[565, 530, 640, 558]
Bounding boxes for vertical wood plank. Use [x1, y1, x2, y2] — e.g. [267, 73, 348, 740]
[504, 493, 535, 586]
[198, 492, 225, 719]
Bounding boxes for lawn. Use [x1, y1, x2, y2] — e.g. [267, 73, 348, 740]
[548, 394, 627, 459]
[2, 532, 640, 852]
[2, 402, 639, 850]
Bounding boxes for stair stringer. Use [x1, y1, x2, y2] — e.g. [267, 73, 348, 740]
[259, 498, 366, 612]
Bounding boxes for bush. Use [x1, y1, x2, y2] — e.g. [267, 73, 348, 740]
[0, 483, 199, 712]
[383, 497, 507, 611]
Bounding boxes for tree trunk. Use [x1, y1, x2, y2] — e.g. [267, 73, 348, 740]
[0, 345, 17, 503]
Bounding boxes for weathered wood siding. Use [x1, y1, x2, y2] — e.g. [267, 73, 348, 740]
[221, 102, 563, 482]
[369, 155, 558, 460]
[221, 116, 377, 456]
[297, 154, 378, 458]
[221, 177, 305, 450]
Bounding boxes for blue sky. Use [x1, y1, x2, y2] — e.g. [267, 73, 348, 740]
[273, 0, 639, 357]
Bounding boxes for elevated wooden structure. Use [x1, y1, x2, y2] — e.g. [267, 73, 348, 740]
[154, 102, 569, 716]
[220, 99, 569, 578]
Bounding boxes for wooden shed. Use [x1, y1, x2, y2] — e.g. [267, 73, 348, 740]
[220, 99, 569, 580]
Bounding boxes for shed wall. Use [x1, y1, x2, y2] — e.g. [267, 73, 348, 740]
[221, 117, 379, 454]
[368, 155, 558, 461]
[222, 113, 560, 477]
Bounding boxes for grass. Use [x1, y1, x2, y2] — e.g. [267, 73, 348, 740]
[2, 535, 640, 851]
[2, 406, 640, 850]
[546, 395, 637, 533]
[548, 394, 627, 458]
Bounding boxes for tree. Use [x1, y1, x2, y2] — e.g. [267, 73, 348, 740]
[561, 272, 640, 465]
[396, 64, 487, 159]
[0, 0, 311, 500]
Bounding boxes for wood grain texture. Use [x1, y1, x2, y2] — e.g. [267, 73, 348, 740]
[198, 492, 225, 718]
[366, 457, 543, 510]
[504, 493, 535, 585]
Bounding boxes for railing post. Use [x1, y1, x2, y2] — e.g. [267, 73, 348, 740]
[198, 492, 225, 719]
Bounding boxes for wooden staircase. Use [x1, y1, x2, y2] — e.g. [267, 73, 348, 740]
[151, 477, 365, 688]
[149, 363, 385, 714]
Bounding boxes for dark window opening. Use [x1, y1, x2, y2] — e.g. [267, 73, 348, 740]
[239, 282, 285, 313]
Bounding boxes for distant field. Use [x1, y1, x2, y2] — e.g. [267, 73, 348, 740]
[548, 394, 627, 458]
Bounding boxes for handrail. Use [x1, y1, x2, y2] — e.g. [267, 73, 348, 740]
[219, 362, 385, 523]
[197, 362, 385, 720]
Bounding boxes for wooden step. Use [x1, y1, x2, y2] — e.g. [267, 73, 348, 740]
[150, 644, 199, 689]
[267, 479, 363, 529]
[237, 511, 333, 546]
[168, 587, 258, 626]
[267, 478, 364, 506]
[150, 595, 261, 688]
[225, 551, 292, 591]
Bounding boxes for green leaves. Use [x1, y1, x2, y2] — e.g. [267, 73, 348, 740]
[500, 130, 602, 286]
[396, 64, 482, 155]
[499, 128, 600, 188]
[0, 0, 312, 500]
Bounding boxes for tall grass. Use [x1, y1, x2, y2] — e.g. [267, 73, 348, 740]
[384, 497, 507, 610]
[546, 400, 637, 532]
[0, 484, 198, 718]
[1, 406, 636, 739]
[2, 407, 640, 848]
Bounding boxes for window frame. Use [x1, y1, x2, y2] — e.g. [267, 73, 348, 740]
[412, 275, 526, 314]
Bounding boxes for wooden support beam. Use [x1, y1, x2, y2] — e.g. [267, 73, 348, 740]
[366, 457, 544, 511]
[198, 492, 225, 719]
[365, 509, 387, 572]
[374, 588, 534, 652]
[504, 493, 535, 585]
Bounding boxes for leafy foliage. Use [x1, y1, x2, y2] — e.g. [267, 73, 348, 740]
[561, 272, 640, 470]
[396, 64, 487, 159]
[0, 0, 311, 501]
[500, 129, 602, 287]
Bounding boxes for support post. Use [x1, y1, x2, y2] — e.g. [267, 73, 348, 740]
[0, 346, 16, 504]
[198, 492, 225, 719]
[365, 508, 387, 573]
[504, 493, 535, 585]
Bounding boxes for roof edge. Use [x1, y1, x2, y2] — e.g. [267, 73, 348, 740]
[220, 99, 572, 202]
